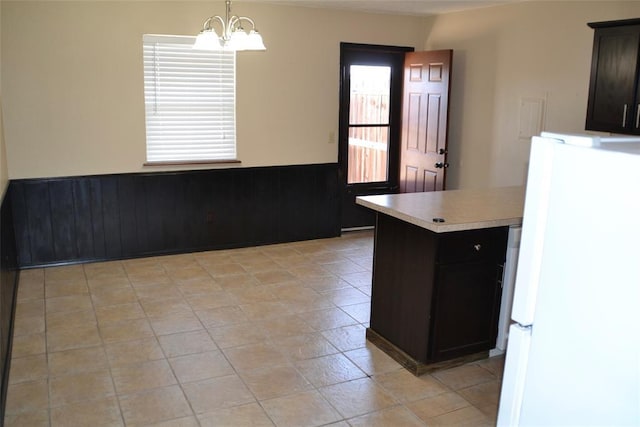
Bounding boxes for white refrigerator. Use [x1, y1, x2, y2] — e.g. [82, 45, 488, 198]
[497, 132, 640, 426]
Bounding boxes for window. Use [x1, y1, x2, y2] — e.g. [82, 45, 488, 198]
[143, 34, 237, 163]
[347, 65, 392, 184]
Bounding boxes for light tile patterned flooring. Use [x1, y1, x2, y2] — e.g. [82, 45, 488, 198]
[4, 230, 504, 426]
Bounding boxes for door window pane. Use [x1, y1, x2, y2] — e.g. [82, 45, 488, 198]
[348, 65, 391, 184]
[349, 66, 391, 125]
[348, 127, 389, 184]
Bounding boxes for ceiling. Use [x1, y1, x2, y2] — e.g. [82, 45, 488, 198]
[266, 0, 521, 16]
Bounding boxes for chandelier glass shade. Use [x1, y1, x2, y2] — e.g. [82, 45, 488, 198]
[194, 0, 266, 51]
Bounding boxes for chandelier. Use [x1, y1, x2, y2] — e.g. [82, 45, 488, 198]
[194, 0, 266, 51]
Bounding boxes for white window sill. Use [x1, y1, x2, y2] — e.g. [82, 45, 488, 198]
[143, 159, 242, 167]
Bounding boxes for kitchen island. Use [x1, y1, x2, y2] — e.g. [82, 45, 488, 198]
[357, 186, 524, 375]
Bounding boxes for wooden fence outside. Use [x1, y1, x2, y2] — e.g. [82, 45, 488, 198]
[347, 86, 390, 184]
[348, 138, 388, 184]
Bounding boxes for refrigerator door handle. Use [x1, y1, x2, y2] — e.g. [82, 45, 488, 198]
[497, 324, 532, 426]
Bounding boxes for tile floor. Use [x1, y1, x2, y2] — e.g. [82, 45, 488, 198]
[4, 230, 504, 426]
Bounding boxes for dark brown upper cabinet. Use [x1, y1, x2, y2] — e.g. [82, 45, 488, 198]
[586, 18, 640, 134]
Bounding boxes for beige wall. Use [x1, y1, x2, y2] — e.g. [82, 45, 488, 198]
[3, 1, 640, 185]
[0, 0, 8, 196]
[424, 1, 640, 189]
[1, 1, 427, 179]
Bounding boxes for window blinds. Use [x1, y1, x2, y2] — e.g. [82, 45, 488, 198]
[143, 34, 236, 162]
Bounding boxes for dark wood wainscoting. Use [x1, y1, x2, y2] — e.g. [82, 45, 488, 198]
[11, 163, 340, 268]
[0, 186, 19, 421]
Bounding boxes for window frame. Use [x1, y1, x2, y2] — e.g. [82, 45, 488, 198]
[338, 43, 413, 193]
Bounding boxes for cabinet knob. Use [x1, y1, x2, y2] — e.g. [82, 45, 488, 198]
[473, 244, 482, 251]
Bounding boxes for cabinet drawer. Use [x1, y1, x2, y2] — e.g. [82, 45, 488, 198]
[437, 227, 508, 264]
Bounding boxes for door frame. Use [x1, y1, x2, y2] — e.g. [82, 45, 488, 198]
[338, 42, 414, 229]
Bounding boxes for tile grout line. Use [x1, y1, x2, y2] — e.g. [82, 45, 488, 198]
[7, 232, 501, 426]
[83, 261, 128, 427]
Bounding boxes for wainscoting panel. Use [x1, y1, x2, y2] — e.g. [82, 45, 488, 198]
[0, 186, 19, 420]
[11, 163, 340, 268]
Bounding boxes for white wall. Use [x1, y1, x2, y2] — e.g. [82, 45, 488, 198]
[1, 1, 427, 179]
[424, 0, 640, 189]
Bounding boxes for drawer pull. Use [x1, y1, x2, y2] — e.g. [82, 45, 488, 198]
[473, 244, 482, 251]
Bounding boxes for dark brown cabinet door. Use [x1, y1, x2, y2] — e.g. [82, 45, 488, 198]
[400, 50, 452, 193]
[429, 262, 502, 362]
[586, 21, 640, 134]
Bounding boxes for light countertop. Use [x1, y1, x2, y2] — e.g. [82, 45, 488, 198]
[356, 186, 525, 233]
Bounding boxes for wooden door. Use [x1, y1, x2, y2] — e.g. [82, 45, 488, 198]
[430, 262, 502, 361]
[400, 50, 452, 193]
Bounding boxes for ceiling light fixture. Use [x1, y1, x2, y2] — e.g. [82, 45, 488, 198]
[193, 0, 266, 51]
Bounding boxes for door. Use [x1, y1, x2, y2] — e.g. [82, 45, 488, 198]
[400, 50, 452, 192]
[497, 323, 532, 426]
[430, 261, 503, 361]
[339, 46, 453, 228]
[338, 43, 413, 229]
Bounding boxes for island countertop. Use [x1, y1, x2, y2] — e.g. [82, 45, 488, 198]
[356, 186, 525, 233]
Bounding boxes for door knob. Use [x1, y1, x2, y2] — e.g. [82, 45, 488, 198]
[438, 148, 448, 155]
[435, 162, 449, 169]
